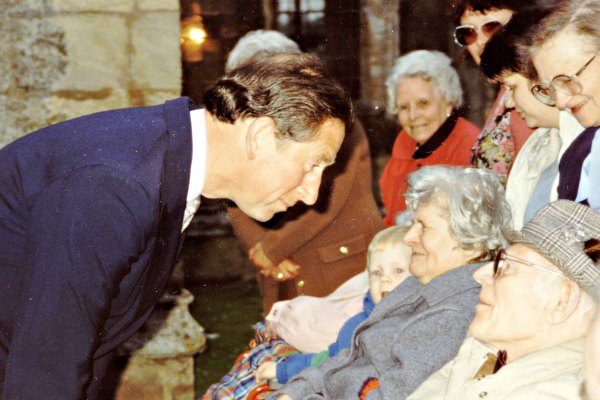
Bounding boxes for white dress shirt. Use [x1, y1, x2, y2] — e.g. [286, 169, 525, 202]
[181, 108, 207, 232]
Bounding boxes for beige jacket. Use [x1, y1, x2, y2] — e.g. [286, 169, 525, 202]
[506, 111, 584, 229]
[407, 336, 585, 400]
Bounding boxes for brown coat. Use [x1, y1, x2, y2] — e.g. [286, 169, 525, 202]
[228, 121, 383, 314]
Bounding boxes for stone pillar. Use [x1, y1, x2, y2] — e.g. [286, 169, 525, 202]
[0, 0, 181, 148]
[358, 0, 399, 113]
[116, 289, 207, 400]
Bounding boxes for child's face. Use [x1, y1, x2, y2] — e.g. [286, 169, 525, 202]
[368, 243, 412, 304]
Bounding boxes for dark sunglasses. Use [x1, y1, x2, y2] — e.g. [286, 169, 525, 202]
[493, 249, 566, 279]
[453, 20, 504, 47]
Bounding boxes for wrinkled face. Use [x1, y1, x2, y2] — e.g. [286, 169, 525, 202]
[395, 77, 452, 145]
[459, 8, 514, 65]
[403, 201, 477, 284]
[368, 242, 413, 304]
[238, 118, 345, 221]
[469, 244, 563, 352]
[533, 29, 600, 127]
[502, 72, 560, 129]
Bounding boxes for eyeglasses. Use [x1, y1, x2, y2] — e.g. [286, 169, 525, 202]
[531, 55, 597, 106]
[453, 21, 504, 47]
[493, 249, 567, 279]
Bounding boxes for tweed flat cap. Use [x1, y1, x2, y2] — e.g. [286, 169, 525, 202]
[503, 200, 600, 290]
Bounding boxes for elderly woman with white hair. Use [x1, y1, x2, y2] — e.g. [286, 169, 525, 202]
[272, 165, 511, 400]
[523, 0, 600, 213]
[407, 200, 600, 400]
[225, 30, 300, 72]
[379, 50, 480, 226]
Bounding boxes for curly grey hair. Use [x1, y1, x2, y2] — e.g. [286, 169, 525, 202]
[385, 50, 464, 116]
[225, 30, 301, 72]
[404, 165, 512, 260]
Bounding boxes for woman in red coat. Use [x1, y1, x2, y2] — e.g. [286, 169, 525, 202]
[379, 50, 480, 226]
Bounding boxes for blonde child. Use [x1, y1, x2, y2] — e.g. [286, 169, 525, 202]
[256, 225, 413, 385]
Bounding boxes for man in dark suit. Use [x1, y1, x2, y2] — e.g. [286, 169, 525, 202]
[0, 53, 352, 399]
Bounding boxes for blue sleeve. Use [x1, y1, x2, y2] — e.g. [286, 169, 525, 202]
[276, 352, 316, 384]
[276, 298, 372, 387]
[2, 167, 153, 400]
[586, 129, 600, 211]
[327, 310, 368, 357]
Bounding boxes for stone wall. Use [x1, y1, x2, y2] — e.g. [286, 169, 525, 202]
[0, 0, 181, 148]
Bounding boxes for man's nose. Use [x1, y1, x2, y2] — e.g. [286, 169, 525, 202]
[296, 171, 322, 206]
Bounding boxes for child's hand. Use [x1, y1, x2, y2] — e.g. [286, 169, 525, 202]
[255, 361, 277, 383]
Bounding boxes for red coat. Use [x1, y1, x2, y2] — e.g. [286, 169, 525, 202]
[379, 117, 480, 226]
[228, 121, 383, 314]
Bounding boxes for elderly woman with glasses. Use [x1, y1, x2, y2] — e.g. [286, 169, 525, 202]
[523, 0, 600, 212]
[451, 0, 533, 185]
[478, 4, 585, 229]
[379, 50, 480, 226]
[407, 200, 600, 400]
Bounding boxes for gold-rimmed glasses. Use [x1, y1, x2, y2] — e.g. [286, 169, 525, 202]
[531, 55, 597, 106]
[493, 249, 567, 279]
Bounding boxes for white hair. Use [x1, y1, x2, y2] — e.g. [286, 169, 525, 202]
[225, 30, 301, 72]
[405, 166, 512, 260]
[385, 50, 464, 116]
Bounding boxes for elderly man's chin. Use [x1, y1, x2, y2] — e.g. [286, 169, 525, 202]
[467, 306, 493, 340]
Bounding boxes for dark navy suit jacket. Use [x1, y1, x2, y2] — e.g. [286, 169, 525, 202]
[0, 97, 196, 399]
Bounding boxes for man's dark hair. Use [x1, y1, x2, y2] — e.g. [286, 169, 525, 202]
[203, 52, 354, 142]
[480, 3, 560, 80]
[449, 0, 524, 23]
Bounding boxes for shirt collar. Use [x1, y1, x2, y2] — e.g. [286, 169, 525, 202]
[187, 108, 207, 202]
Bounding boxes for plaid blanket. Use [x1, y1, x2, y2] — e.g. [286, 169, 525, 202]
[200, 322, 299, 400]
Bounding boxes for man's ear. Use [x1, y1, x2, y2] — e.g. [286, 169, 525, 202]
[547, 280, 581, 324]
[245, 117, 278, 160]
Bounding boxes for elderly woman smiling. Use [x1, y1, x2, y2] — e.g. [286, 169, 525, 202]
[524, 0, 600, 212]
[407, 200, 600, 400]
[379, 50, 480, 226]
[272, 166, 511, 400]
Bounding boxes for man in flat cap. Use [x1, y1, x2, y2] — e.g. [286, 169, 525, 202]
[408, 200, 600, 400]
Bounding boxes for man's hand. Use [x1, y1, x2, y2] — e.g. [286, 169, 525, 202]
[255, 361, 277, 383]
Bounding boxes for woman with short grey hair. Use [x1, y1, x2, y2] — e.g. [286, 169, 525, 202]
[405, 165, 511, 260]
[379, 50, 480, 226]
[225, 30, 300, 72]
[385, 50, 464, 115]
